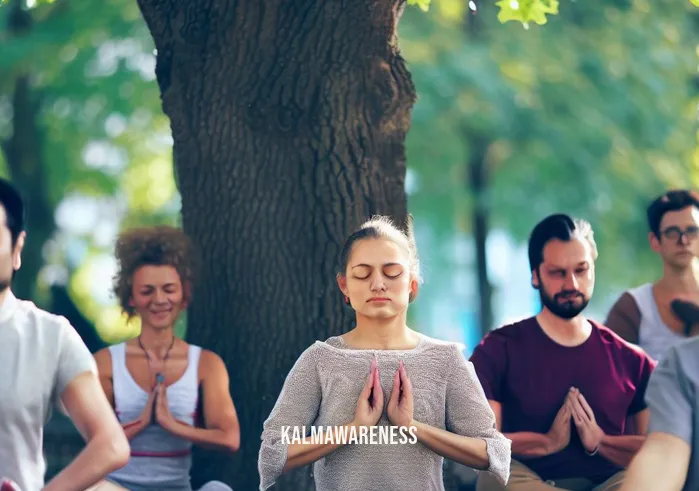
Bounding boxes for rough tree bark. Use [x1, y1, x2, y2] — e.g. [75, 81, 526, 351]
[136, 0, 415, 489]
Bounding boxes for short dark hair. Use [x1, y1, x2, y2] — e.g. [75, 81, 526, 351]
[647, 190, 699, 238]
[338, 215, 421, 282]
[0, 178, 25, 246]
[528, 213, 598, 271]
[113, 226, 197, 318]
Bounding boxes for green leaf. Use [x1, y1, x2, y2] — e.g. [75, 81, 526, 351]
[407, 0, 431, 12]
[495, 0, 560, 26]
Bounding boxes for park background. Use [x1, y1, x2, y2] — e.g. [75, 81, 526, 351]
[1, 0, 697, 489]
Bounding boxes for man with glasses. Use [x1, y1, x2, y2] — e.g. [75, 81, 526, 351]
[605, 190, 699, 361]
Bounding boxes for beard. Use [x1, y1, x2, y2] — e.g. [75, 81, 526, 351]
[539, 286, 589, 319]
[0, 275, 10, 294]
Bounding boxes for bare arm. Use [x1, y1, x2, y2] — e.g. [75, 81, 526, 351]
[43, 372, 130, 491]
[597, 409, 648, 467]
[491, 401, 567, 458]
[604, 292, 641, 344]
[620, 432, 690, 491]
[164, 351, 240, 452]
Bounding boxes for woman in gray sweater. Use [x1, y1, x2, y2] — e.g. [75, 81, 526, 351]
[258, 215, 511, 490]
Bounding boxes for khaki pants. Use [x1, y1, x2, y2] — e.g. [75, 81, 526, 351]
[477, 460, 625, 491]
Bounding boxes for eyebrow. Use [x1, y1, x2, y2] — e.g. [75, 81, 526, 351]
[139, 282, 178, 288]
[351, 262, 402, 269]
[547, 261, 589, 269]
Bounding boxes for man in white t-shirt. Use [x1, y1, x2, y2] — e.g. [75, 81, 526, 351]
[0, 178, 129, 490]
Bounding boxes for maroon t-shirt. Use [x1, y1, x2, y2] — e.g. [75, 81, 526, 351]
[469, 317, 655, 483]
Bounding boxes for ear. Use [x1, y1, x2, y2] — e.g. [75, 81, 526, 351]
[531, 268, 540, 290]
[409, 278, 419, 302]
[649, 231, 662, 253]
[336, 273, 348, 297]
[11, 231, 25, 271]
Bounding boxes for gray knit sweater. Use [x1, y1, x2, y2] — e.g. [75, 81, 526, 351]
[258, 334, 511, 490]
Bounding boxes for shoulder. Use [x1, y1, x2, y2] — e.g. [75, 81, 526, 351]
[664, 337, 699, 377]
[593, 321, 654, 363]
[416, 334, 464, 362]
[19, 302, 92, 359]
[609, 291, 640, 311]
[199, 348, 227, 374]
[477, 317, 537, 348]
[15, 299, 72, 336]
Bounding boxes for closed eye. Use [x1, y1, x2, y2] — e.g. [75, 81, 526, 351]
[383, 265, 403, 278]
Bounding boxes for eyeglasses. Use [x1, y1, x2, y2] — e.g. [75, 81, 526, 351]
[661, 225, 699, 243]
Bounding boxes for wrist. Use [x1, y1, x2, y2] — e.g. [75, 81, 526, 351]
[585, 445, 599, 456]
[543, 434, 559, 455]
[348, 420, 367, 430]
[163, 418, 184, 436]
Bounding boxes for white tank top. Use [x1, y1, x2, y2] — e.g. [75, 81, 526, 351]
[628, 283, 686, 361]
[107, 342, 202, 490]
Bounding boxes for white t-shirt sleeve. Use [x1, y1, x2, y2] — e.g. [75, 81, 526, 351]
[53, 317, 97, 413]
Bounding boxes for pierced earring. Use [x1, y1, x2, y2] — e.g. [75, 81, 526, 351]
[344, 296, 350, 304]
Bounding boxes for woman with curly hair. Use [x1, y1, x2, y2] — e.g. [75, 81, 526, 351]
[92, 226, 239, 491]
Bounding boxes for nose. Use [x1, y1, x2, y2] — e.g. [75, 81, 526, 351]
[563, 273, 579, 291]
[679, 233, 691, 246]
[370, 272, 387, 292]
[153, 289, 168, 303]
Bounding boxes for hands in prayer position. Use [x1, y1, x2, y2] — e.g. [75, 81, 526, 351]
[545, 400, 572, 454]
[155, 383, 181, 434]
[137, 385, 157, 430]
[387, 361, 414, 428]
[567, 387, 604, 454]
[130, 379, 183, 435]
[353, 359, 414, 428]
[546, 387, 605, 455]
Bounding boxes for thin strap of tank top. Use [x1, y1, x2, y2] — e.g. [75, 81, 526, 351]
[108, 342, 127, 418]
[187, 345, 202, 383]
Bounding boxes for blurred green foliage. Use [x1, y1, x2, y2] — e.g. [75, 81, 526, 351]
[403, 0, 697, 300]
[0, 0, 176, 341]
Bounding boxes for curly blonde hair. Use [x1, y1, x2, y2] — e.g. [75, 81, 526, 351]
[113, 226, 197, 318]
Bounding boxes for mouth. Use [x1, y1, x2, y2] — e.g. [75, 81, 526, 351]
[367, 297, 391, 303]
[557, 295, 581, 302]
[150, 309, 172, 317]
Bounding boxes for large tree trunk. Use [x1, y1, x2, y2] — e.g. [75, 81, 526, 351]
[136, 1, 415, 489]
